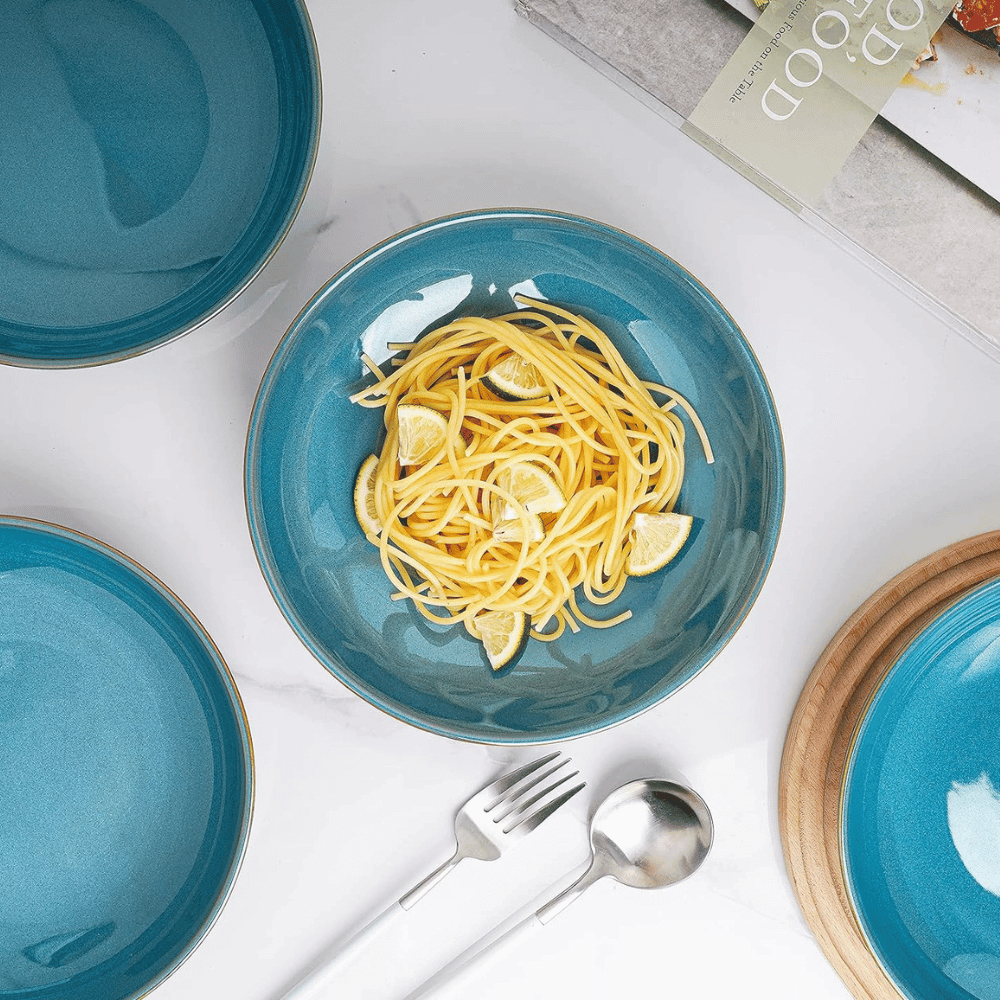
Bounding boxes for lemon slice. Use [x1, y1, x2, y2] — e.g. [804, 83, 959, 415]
[494, 461, 566, 522]
[396, 403, 449, 465]
[493, 512, 545, 544]
[482, 354, 548, 400]
[353, 454, 381, 536]
[625, 511, 693, 577]
[475, 609, 528, 671]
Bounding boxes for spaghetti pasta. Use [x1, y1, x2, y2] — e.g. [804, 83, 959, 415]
[350, 296, 711, 668]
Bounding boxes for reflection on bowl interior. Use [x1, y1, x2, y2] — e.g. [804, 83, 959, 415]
[845, 579, 1000, 1000]
[0, 521, 250, 1000]
[0, 0, 318, 364]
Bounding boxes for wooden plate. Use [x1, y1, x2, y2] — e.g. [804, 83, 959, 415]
[778, 530, 1000, 1000]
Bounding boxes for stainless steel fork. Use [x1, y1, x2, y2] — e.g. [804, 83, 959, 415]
[278, 751, 584, 1000]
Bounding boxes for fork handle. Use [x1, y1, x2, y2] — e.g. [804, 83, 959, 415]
[277, 901, 405, 999]
[277, 853, 462, 999]
[401, 913, 543, 1000]
[399, 851, 462, 909]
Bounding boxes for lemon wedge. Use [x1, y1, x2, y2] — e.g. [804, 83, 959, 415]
[474, 609, 528, 671]
[494, 461, 566, 522]
[396, 403, 450, 465]
[625, 511, 693, 577]
[353, 454, 381, 536]
[482, 354, 548, 400]
[492, 512, 545, 544]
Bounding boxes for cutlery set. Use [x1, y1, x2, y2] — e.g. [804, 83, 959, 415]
[277, 753, 712, 999]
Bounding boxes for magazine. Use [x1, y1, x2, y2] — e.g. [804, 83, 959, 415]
[723, 0, 1000, 202]
[517, 0, 1000, 359]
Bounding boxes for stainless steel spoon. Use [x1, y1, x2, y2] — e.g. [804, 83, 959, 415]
[404, 777, 714, 998]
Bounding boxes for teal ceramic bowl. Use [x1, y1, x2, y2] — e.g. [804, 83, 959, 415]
[0, 517, 253, 1000]
[245, 209, 784, 744]
[0, 0, 320, 368]
[844, 575, 1000, 1000]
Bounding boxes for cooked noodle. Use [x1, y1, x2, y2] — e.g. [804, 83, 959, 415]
[350, 297, 711, 645]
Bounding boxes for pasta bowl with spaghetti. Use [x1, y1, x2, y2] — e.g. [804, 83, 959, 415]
[245, 209, 784, 744]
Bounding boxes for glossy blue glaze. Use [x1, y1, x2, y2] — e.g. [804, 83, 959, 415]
[245, 209, 785, 744]
[844, 575, 1000, 1000]
[0, 0, 320, 367]
[0, 517, 253, 999]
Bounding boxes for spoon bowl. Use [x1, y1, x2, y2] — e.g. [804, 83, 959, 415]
[403, 777, 714, 999]
[406, 778, 714, 1000]
[538, 778, 714, 922]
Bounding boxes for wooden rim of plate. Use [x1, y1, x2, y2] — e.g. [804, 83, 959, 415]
[778, 529, 1000, 1000]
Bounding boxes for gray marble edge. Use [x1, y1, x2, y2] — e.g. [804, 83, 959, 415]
[516, 0, 1000, 360]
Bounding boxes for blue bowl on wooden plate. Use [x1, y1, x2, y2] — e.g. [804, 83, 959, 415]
[844, 574, 1000, 1000]
[245, 209, 784, 744]
[0, 517, 253, 1000]
[0, 0, 320, 368]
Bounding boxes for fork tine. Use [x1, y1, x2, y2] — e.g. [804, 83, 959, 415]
[496, 767, 580, 824]
[501, 780, 586, 836]
[480, 752, 560, 800]
[488, 756, 571, 818]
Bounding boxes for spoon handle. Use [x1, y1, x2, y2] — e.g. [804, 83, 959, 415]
[400, 862, 602, 1000]
[535, 858, 605, 923]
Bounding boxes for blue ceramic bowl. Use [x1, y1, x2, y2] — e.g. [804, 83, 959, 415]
[844, 575, 1000, 1000]
[245, 209, 785, 744]
[0, 517, 253, 1000]
[0, 0, 320, 368]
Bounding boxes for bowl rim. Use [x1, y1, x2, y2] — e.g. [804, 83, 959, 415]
[838, 572, 1000, 1000]
[0, 0, 323, 371]
[244, 206, 786, 744]
[0, 513, 255, 999]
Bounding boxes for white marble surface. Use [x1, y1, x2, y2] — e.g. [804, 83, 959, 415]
[3, 1, 1000, 998]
